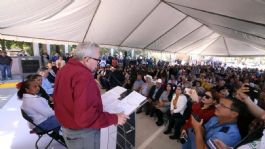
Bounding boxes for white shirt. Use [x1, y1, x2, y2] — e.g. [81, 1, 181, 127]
[99, 60, 106, 67]
[170, 94, 187, 115]
[21, 94, 54, 127]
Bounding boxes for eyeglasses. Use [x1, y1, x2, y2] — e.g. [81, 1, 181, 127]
[85, 56, 100, 63]
[204, 94, 212, 99]
[216, 103, 235, 111]
[87, 56, 100, 61]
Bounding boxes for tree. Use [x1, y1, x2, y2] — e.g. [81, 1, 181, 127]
[0, 39, 6, 51]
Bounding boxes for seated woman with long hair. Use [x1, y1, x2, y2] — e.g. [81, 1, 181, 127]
[17, 79, 60, 133]
[154, 83, 174, 126]
[28, 74, 54, 109]
[181, 89, 219, 149]
[164, 86, 188, 140]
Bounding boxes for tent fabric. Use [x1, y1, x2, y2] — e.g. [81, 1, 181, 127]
[0, 0, 73, 29]
[0, 0, 265, 56]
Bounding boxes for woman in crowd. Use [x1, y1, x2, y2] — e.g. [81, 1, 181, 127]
[46, 61, 58, 83]
[164, 86, 188, 140]
[154, 83, 174, 126]
[55, 55, 66, 69]
[18, 79, 60, 133]
[181, 89, 219, 149]
[29, 74, 54, 109]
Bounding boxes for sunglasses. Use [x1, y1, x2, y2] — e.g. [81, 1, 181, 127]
[204, 94, 212, 99]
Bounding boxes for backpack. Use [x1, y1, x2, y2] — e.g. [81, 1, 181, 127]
[182, 94, 192, 120]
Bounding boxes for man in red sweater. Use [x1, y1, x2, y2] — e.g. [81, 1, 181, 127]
[53, 42, 128, 149]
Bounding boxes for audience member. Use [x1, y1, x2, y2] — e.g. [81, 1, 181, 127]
[164, 86, 188, 140]
[55, 56, 66, 69]
[191, 97, 246, 149]
[145, 78, 164, 116]
[154, 83, 174, 126]
[28, 74, 54, 109]
[181, 89, 219, 149]
[17, 79, 61, 134]
[132, 74, 144, 92]
[38, 67, 54, 95]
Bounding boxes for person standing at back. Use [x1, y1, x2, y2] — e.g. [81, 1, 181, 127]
[53, 42, 128, 149]
[0, 51, 12, 81]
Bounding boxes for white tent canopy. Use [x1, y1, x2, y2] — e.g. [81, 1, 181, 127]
[0, 0, 265, 56]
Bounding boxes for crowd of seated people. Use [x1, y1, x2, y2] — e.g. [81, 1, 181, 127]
[95, 57, 265, 148]
[16, 52, 265, 148]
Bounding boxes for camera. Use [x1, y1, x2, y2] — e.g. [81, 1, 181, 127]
[244, 83, 260, 100]
[179, 136, 188, 144]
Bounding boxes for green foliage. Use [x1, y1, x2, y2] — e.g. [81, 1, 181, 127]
[100, 47, 110, 55]
[0, 39, 6, 51]
[0, 39, 33, 55]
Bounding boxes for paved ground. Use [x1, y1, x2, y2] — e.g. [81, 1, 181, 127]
[0, 75, 21, 108]
[0, 88, 17, 109]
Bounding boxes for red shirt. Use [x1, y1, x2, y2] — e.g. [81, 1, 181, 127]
[183, 102, 215, 130]
[54, 59, 117, 129]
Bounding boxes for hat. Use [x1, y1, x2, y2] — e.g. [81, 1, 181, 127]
[156, 79, 162, 83]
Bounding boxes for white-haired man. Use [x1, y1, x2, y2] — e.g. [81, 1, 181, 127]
[54, 42, 128, 149]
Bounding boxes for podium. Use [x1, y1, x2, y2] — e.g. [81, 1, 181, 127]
[100, 86, 147, 149]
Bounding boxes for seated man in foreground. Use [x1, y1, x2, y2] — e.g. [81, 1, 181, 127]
[191, 97, 246, 149]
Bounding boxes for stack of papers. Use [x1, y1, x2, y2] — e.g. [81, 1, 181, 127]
[101, 86, 146, 115]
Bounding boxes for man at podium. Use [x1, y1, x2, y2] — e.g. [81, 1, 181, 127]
[53, 42, 128, 149]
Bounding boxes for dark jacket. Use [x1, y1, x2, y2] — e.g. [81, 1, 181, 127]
[148, 85, 164, 101]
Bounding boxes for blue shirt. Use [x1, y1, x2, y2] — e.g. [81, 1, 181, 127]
[204, 116, 241, 148]
[42, 77, 54, 95]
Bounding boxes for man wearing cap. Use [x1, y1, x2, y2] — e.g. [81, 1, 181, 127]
[145, 78, 164, 116]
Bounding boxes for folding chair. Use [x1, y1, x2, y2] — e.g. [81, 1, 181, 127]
[21, 109, 67, 149]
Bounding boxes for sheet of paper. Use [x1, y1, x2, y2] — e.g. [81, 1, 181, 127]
[121, 91, 146, 106]
[101, 86, 126, 108]
[109, 86, 127, 95]
[101, 87, 146, 115]
[101, 92, 120, 108]
[104, 100, 124, 113]
[118, 102, 136, 115]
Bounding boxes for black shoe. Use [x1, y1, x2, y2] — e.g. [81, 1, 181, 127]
[156, 121, 164, 126]
[169, 135, 178, 140]
[163, 130, 171, 134]
[145, 112, 150, 115]
[149, 114, 153, 117]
